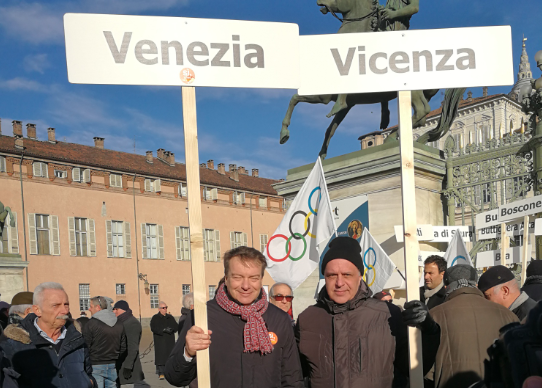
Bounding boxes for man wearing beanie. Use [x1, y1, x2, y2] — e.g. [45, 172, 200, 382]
[522, 260, 542, 301]
[479, 265, 537, 321]
[295, 236, 413, 388]
[113, 300, 149, 388]
[8, 291, 33, 325]
[404, 264, 518, 388]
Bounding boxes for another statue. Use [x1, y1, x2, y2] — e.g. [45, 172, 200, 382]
[0, 202, 15, 241]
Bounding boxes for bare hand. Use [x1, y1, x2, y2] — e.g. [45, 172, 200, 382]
[185, 326, 212, 357]
[381, 9, 398, 20]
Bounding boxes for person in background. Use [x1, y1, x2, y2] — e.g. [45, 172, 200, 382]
[0, 301, 10, 330]
[150, 301, 178, 380]
[178, 293, 194, 335]
[77, 310, 90, 329]
[7, 292, 33, 325]
[373, 290, 393, 302]
[522, 260, 542, 301]
[420, 256, 447, 309]
[479, 265, 537, 321]
[269, 282, 294, 320]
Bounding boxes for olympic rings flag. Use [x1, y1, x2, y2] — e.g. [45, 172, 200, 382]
[359, 228, 396, 294]
[443, 228, 474, 268]
[265, 158, 336, 290]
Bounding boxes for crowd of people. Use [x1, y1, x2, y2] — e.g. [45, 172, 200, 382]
[0, 237, 542, 387]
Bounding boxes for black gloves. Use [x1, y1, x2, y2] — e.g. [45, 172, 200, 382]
[163, 327, 174, 335]
[123, 368, 132, 380]
[402, 300, 439, 334]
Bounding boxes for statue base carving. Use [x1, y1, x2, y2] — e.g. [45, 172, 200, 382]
[0, 254, 28, 303]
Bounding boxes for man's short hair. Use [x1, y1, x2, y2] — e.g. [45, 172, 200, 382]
[9, 304, 32, 316]
[424, 256, 447, 273]
[269, 283, 292, 297]
[223, 246, 267, 276]
[33, 282, 65, 307]
[182, 293, 194, 309]
[90, 296, 109, 310]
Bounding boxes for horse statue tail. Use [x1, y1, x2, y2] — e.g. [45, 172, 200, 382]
[417, 87, 466, 145]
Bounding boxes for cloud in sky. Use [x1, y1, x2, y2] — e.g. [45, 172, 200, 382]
[0, 77, 48, 92]
[23, 54, 52, 74]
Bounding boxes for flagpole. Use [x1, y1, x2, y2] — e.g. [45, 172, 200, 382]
[317, 157, 338, 237]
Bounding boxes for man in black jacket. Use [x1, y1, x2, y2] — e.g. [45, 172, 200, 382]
[522, 260, 542, 301]
[83, 295, 127, 388]
[419, 255, 447, 309]
[165, 246, 304, 388]
[178, 293, 193, 335]
[150, 301, 178, 380]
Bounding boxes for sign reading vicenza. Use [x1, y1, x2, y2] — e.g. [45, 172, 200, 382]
[64, 13, 299, 89]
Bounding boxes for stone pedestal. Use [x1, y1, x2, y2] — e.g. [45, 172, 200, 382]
[274, 141, 447, 315]
[0, 253, 28, 303]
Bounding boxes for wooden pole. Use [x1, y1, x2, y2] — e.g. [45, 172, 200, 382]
[397, 90, 424, 387]
[500, 222, 508, 265]
[181, 86, 211, 387]
[521, 215, 529, 286]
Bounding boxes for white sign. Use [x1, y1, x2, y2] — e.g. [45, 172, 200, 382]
[298, 26, 513, 95]
[478, 220, 534, 240]
[431, 226, 473, 242]
[394, 224, 433, 243]
[476, 245, 532, 268]
[476, 209, 500, 229]
[64, 13, 299, 89]
[418, 251, 445, 267]
[499, 195, 542, 222]
[536, 218, 542, 236]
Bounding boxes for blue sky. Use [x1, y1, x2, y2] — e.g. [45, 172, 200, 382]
[0, 0, 540, 179]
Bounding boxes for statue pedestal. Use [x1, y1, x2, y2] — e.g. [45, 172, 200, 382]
[0, 254, 28, 303]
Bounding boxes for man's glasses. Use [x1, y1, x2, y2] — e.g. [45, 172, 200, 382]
[273, 295, 293, 302]
[159, 306, 168, 309]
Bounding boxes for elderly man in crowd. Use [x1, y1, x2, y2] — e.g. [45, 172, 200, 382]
[113, 300, 149, 388]
[269, 282, 294, 320]
[7, 291, 33, 325]
[0, 282, 96, 387]
[296, 236, 412, 388]
[420, 255, 447, 309]
[150, 301, 178, 380]
[404, 265, 519, 388]
[522, 260, 542, 301]
[83, 296, 126, 388]
[165, 246, 304, 388]
[479, 265, 537, 321]
[178, 293, 194, 334]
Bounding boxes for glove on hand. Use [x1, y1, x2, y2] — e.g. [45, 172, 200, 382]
[123, 368, 132, 380]
[402, 300, 439, 333]
[163, 327, 174, 335]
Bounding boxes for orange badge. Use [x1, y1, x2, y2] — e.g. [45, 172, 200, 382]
[180, 68, 195, 84]
[269, 332, 278, 345]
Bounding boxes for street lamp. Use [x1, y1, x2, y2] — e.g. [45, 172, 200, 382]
[138, 273, 149, 295]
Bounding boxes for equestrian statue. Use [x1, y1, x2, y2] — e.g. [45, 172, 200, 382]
[0, 201, 15, 241]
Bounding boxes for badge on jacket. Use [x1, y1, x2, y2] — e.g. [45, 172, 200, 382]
[269, 332, 278, 345]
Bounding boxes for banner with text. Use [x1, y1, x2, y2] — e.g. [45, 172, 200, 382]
[478, 219, 534, 240]
[476, 245, 532, 268]
[431, 226, 474, 243]
[394, 224, 433, 243]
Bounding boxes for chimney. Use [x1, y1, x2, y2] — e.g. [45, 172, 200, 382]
[217, 163, 225, 175]
[157, 148, 165, 160]
[93, 137, 104, 149]
[467, 91, 473, 101]
[200, 163, 207, 168]
[229, 164, 236, 172]
[12, 120, 22, 136]
[47, 128, 56, 143]
[207, 160, 214, 169]
[483, 87, 488, 97]
[230, 168, 239, 182]
[146, 151, 153, 163]
[238, 166, 247, 175]
[14, 135, 23, 150]
[166, 151, 175, 166]
[252, 168, 259, 178]
[460, 91, 464, 101]
[26, 123, 37, 139]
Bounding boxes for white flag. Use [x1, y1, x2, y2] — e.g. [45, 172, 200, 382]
[359, 228, 396, 294]
[265, 158, 336, 290]
[443, 229, 474, 267]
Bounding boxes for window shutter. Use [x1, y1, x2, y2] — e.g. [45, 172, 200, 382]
[28, 214, 37, 255]
[215, 230, 221, 261]
[33, 162, 40, 177]
[72, 168, 81, 182]
[175, 227, 182, 260]
[109, 174, 114, 187]
[8, 212, 18, 254]
[211, 188, 218, 200]
[144, 179, 151, 192]
[141, 224, 147, 259]
[158, 224, 164, 259]
[242, 233, 248, 247]
[88, 219, 96, 257]
[202, 229, 208, 261]
[0, 156, 6, 172]
[240, 192, 245, 205]
[230, 231, 235, 249]
[105, 220, 113, 257]
[83, 169, 90, 183]
[68, 217, 76, 256]
[124, 222, 131, 258]
[180, 183, 187, 197]
[185, 228, 191, 261]
[42, 163, 48, 178]
[154, 179, 161, 192]
[51, 215, 60, 255]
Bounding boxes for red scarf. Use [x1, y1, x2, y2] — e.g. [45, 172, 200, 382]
[215, 283, 273, 355]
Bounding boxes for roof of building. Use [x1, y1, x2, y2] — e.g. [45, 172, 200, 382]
[0, 135, 279, 196]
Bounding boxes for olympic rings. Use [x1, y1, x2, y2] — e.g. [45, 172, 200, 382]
[289, 211, 310, 240]
[267, 234, 292, 262]
[363, 247, 377, 268]
[308, 187, 321, 216]
[363, 248, 377, 287]
[286, 233, 307, 261]
[451, 256, 467, 266]
[305, 212, 317, 239]
[364, 264, 376, 287]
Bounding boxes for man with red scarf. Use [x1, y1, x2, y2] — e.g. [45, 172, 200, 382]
[165, 246, 304, 388]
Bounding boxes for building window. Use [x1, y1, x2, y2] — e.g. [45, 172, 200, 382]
[141, 223, 163, 260]
[233, 191, 245, 205]
[36, 214, 50, 255]
[75, 218, 88, 257]
[230, 231, 247, 249]
[482, 183, 491, 204]
[209, 285, 217, 300]
[33, 162, 48, 178]
[79, 284, 90, 312]
[144, 178, 161, 192]
[29, 213, 59, 256]
[116, 283, 126, 295]
[106, 220, 131, 258]
[259, 234, 268, 253]
[0, 156, 6, 172]
[179, 182, 187, 197]
[203, 187, 217, 201]
[182, 284, 191, 295]
[112, 221, 124, 257]
[203, 229, 220, 262]
[110, 174, 122, 188]
[176, 226, 190, 261]
[54, 170, 67, 179]
[146, 224, 157, 259]
[259, 197, 267, 208]
[72, 168, 90, 183]
[150, 284, 159, 308]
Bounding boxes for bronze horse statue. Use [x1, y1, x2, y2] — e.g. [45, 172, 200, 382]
[280, 0, 463, 158]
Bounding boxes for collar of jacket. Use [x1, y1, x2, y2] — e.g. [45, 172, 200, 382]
[524, 275, 542, 285]
[446, 286, 484, 301]
[317, 280, 372, 314]
[180, 307, 191, 316]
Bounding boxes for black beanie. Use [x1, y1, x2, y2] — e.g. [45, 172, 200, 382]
[478, 265, 515, 293]
[113, 300, 130, 311]
[321, 236, 364, 276]
[527, 260, 542, 277]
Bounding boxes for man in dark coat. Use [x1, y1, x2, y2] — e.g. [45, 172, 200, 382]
[165, 246, 304, 388]
[420, 255, 447, 309]
[151, 300, 178, 380]
[479, 265, 537, 321]
[113, 300, 149, 387]
[0, 281, 96, 387]
[178, 293, 193, 335]
[522, 260, 542, 301]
